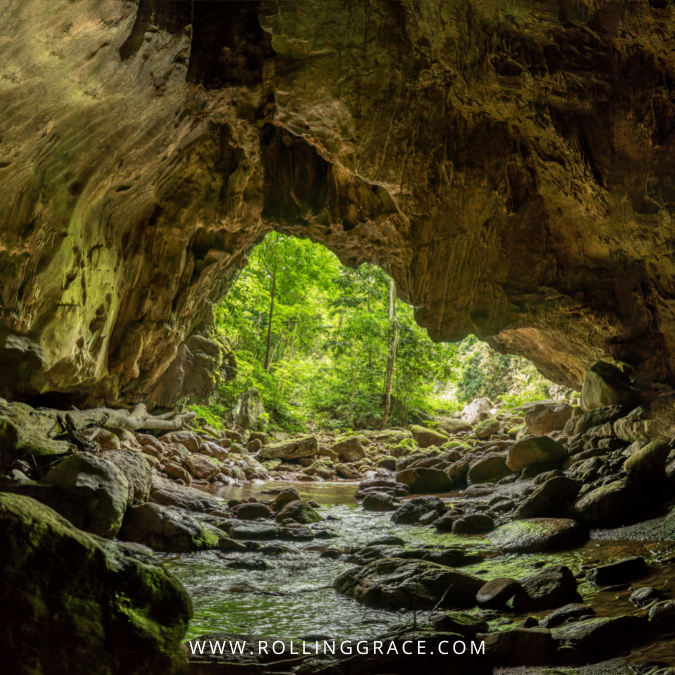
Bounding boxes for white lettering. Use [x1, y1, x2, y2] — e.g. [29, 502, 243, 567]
[471, 641, 485, 655]
[209, 642, 225, 655]
[290, 641, 298, 655]
[402, 641, 412, 655]
[438, 640, 449, 655]
[323, 641, 335, 655]
[303, 642, 311, 655]
[386, 641, 399, 654]
[417, 641, 426, 655]
[453, 641, 466, 655]
[258, 642, 268, 655]
[357, 641, 368, 655]
[229, 641, 245, 655]
[373, 641, 383, 654]
[189, 641, 205, 655]
[272, 641, 285, 655]
[341, 641, 353, 655]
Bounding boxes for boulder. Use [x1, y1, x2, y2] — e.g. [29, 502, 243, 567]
[335, 463, 361, 479]
[270, 487, 301, 511]
[363, 491, 400, 512]
[274, 500, 322, 524]
[552, 615, 648, 662]
[571, 405, 623, 436]
[232, 388, 266, 430]
[649, 599, 675, 626]
[630, 586, 664, 607]
[452, 514, 494, 535]
[474, 417, 500, 439]
[261, 436, 318, 460]
[334, 557, 484, 610]
[466, 455, 512, 485]
[161, 431, 201, 453]
[434, 514, 458, 532]
[480, 627, 553, 667]
[217, 537, 248, 553]
[395, 467, 452, 494]
[506, 436, 567, 472]
[100, 449, 152, 505]
[488, 519, 588, 553]
[512, 565, 581, 611]
[331, 436, 366, 463]
[436, 418, 472, 434]
[586, 556, 648, 587]
[410, 425, 448, 449]
[431, 612, 488, 635]
[614, 411, 651, 444]
[164, 461, 193, 486]
[624, 439, 671, 479]
[390, 496, 447, 525]
[461, 398, 492, 424]
[230, 503, 274, 521]
[476, 578, 521, 609]
[513, 476, 581, 520]
[229, 522, 279, 541]
[580, 361, 633, 412]
[41, 454, 129, 539]
[150, 476, 221, 512]
[184, 454, 220, 480]
[539, 603, 594, 628]
[0, 493, 191, 675]
[525, 404, 574, 436]
[118, 502, 223, 552]
[574, 478, 652, 527]
[303, 459, 336, 479]
[445, 459, 471, 486]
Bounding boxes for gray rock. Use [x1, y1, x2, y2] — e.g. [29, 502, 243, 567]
[275, 500, 322, 524]
[100, 449, 152, 506]
[331, 436, 366, 463]
[630, 586, 664, 607]
[525, 404, 574, 436]
[480, 627, 553, 667]
[230, 522, 279, 541]
[334, 557, 484, 610]
[467, 455, 512, 485]
[230, 503, 274, 520]
[150, 475, 221, 511]
[391, 496, 446, 525]
[261, 436, 319, 460]
[514, 476, 580, 520]
[506, 436, 567, 472]
[432, 612, 488, 635]
[586, 555, 648, 587]
[452, 514, 494, 535]
[395, 467, 452, 494]
[539, 602, 594, 628]
[233, 388, 266, 430]
[363, 491, 400, 512]
[574, 478, 652, 527]
[581, 361, 633, 411]
[476, 578, 521, 609]
[512, 565, 581, 611]
[488, 518, 588, 553]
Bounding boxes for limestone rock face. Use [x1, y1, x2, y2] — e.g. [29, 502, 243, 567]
[232, 389, 266, 431]
[5, 2, 675, 402]
[0, 493, 192, 675]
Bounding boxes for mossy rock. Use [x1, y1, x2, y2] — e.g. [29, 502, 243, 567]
[0, 493, 191, 674]
[275, 500, 322, 524]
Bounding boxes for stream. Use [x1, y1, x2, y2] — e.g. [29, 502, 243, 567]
[162, 480, 675, 667]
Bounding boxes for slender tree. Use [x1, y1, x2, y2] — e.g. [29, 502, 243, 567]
[380, 280, 400, 429]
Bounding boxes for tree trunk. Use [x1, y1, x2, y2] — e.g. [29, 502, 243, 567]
[263, 249, 277, 372]
[380, 281, 400, 430]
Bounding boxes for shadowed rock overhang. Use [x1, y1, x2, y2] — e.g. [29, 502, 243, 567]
[1, 0, 674, 404]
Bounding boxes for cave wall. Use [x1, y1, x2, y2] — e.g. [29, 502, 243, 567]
[1, 0, 675, 403]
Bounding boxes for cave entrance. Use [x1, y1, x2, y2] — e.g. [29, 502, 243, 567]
[196, 232, 562, 432]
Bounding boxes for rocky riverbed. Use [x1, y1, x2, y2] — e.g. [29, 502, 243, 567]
[5, 361, 675, 673]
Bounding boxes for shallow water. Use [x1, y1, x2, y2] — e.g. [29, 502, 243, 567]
[162, 480, 675, 648]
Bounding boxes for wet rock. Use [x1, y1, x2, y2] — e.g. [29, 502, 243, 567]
[230, 522, 279, 541]
[552, 615, 648, 663]
[302, 459, 335, 479]
[150, 476, 221, 511]
[476, 578, 521, 609]
[334, 557, 484, 610]
[119, 502, 224, 552]
[432, 612, 489, 635]
[434, 514, 458, 532]
[461, 398, 493, 424]
[614, 410, 651, 444]
[0, 493, 191, 675]
[164, 461, 193, 486]
[225, 559, 270, 571]
[573, 477, 652, 527]
[100, 449, 152, 505]
[467, 455, 512, 485]
[488, 519, 588, 553]
[506, 436, 567, 472]
[513, 476, 580, 520]
[539, 603, 594, 628]
[512, 565, 581, 611]
[354, 479, 409, 500]
[474, 417, 500, 439]
[525, 404, 574, 436]
[624, 439, 671, 479]
[631, 586, 664, 607]
[391, 496, 446, 525]
[649, 599, 675, 626]
[396, 467, 452, 494]
[41, 453, 130, 539]
[377, 456, 397, 470]
[410, 425, 448, 448]
[418, 510, 440, 525]
[230, 503, 274, 520]
[261, 436, 318, 460]
[586, 555, 648, 587]
[581, 361, 633, 411]
[452, 514, 494, 535]
[331, 436, 366, 463]
[445, 459, 471, 487]
[275, 500, 322, 524]
[184, 454, 220, 481]
[217, 537, 249, 553]
[363, 491, 400, 511]
[480, 627, 553, 667]
[366, 535, 406, 546]
[270, 487, 301, 511]
[279, 524, 314, 541]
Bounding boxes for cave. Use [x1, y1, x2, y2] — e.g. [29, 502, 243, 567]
[3, 0, 675, 673]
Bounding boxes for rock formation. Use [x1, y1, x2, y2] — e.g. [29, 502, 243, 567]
[2, 0, 675, 404]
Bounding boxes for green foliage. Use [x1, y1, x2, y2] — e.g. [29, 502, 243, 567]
[199, 234, 558, 431]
